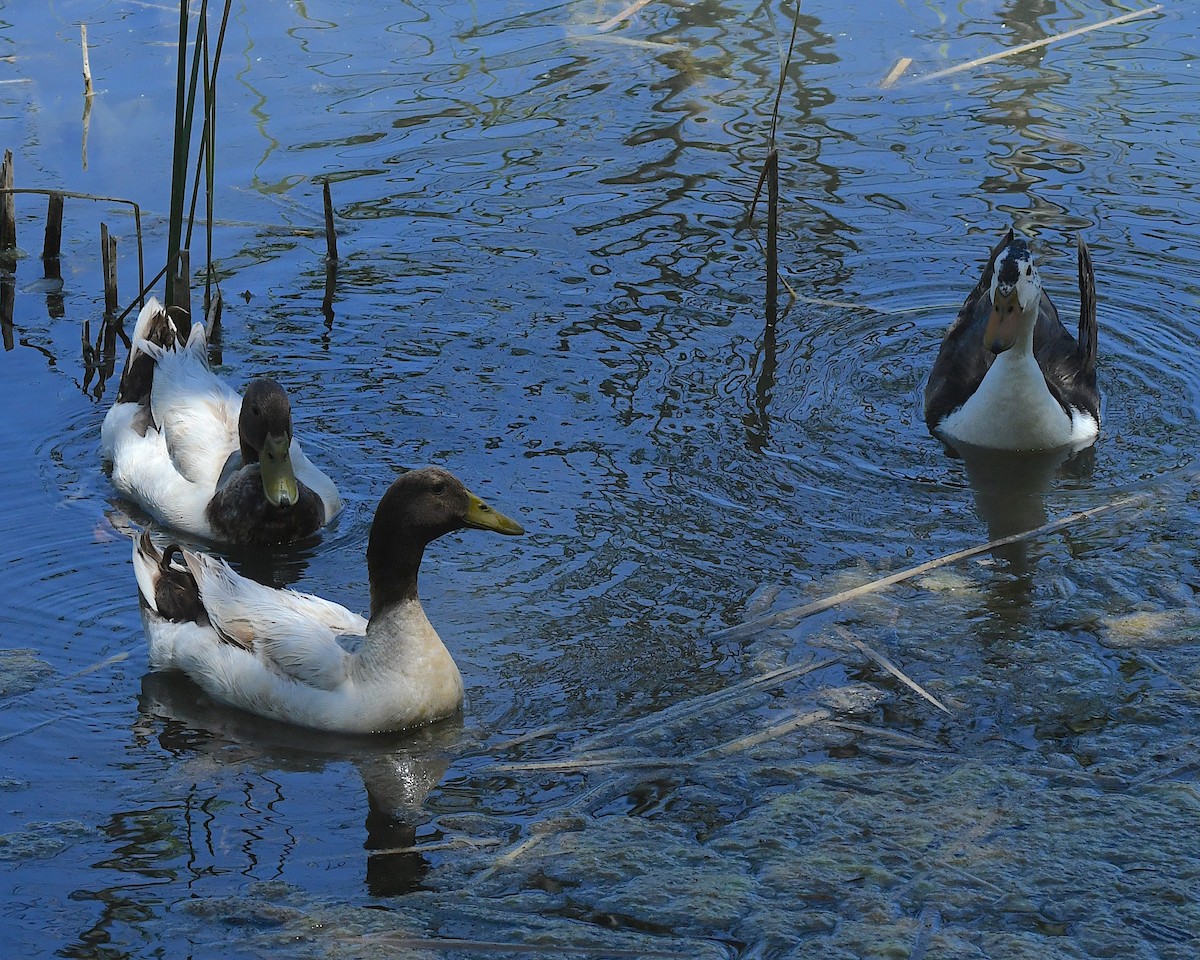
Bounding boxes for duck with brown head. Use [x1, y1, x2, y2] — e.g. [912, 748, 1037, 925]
[101, 298, 342, 544]
[132, 466, 525, 734]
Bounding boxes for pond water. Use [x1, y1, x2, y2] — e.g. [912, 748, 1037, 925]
[3, 0, 1200, 957]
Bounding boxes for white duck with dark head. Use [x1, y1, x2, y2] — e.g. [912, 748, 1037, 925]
[925, 229, 1100, 453]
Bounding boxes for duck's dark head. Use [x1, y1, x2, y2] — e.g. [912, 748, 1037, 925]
[367, 466, 524, 612]
[986, 236, 1042, 354]
[240, 378, 299, 508]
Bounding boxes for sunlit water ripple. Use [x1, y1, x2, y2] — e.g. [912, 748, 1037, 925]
[3, 1, 1200, 957]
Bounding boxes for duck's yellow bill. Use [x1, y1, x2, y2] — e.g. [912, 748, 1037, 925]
[464, 492, 525, 536]
[259, 433, 300, 508]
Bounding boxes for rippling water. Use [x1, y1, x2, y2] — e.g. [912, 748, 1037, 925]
[3, 1, 1200, 957]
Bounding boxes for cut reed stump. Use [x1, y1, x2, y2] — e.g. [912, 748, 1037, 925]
[1, 149, 15, 260]
[42, 193, 64, 262]
[322, 179, 338, 326]
[43, 194, 65, 319]
[1, 149, 15, 351]
[100, 223, 118, 318]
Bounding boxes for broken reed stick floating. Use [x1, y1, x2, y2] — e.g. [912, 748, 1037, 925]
[597, 0, 656, 32]
[827, 719, 947, 752]
[711, 491, 1151, 642]
[337, 932, 695, 960]
[80, 24, 94, 97]
[698, 707, 832, 758]
[879, 56, 913, 89]
[575, 655, 840, 751]
[834, 626, 951, 715]
[903, 4, 1164, 86]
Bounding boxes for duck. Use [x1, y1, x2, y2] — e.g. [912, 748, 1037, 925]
[101, 298, 341, 544]
[132, 466, 525, 734]
[924, 229, 1099, 452]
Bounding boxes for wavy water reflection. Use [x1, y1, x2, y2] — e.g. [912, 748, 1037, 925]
[3, 0, 1200, 957]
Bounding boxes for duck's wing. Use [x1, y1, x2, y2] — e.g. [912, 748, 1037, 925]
[182, 549, 368, 691]
[109, 424, 217, 538]
[142, 323, 242, 489]
[292, 440, 343, 521]
[1032, 236, 1099, 421]
[924, 229, 1013, 431]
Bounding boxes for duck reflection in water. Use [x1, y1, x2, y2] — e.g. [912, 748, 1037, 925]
[946, 441, 1096, 570]
[134, 671, 456, 897]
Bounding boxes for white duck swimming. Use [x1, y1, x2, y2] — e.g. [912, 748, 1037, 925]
[101, 298, 341, 543]
[924, 229, 1100, 452]
[133, 466, 525, 734]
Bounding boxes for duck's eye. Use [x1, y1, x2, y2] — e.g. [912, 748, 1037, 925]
[432, 481, 446, 495]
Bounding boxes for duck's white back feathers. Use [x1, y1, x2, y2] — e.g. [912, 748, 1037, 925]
[140, 324, 241, 489]
[105, 402, 219, 538]
[104, 300, 341, 537]
[180, 549, 367, 690]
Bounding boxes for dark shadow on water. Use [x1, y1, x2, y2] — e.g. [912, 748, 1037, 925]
[135, 671, 459, 897]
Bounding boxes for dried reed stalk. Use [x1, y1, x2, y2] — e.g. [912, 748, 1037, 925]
[835, 626, 951, 715]
[909, 5, 1163, 85]
[597, 0, 657, 32]
[80, 24, 94, 97]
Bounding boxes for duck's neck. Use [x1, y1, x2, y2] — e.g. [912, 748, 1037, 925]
[1006, 304, 1038, 358]
[367, 531, 425, 618]
[354, 598, 461, 718]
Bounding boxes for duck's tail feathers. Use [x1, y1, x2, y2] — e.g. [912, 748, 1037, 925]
[134, 319, 208, 366]
[1076, 234, 1097, 375]
[115, 299, 186, 404]
[132, 530, 205, 624]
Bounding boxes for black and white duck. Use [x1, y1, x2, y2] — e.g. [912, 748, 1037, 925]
[924, 229, 1099, 453]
